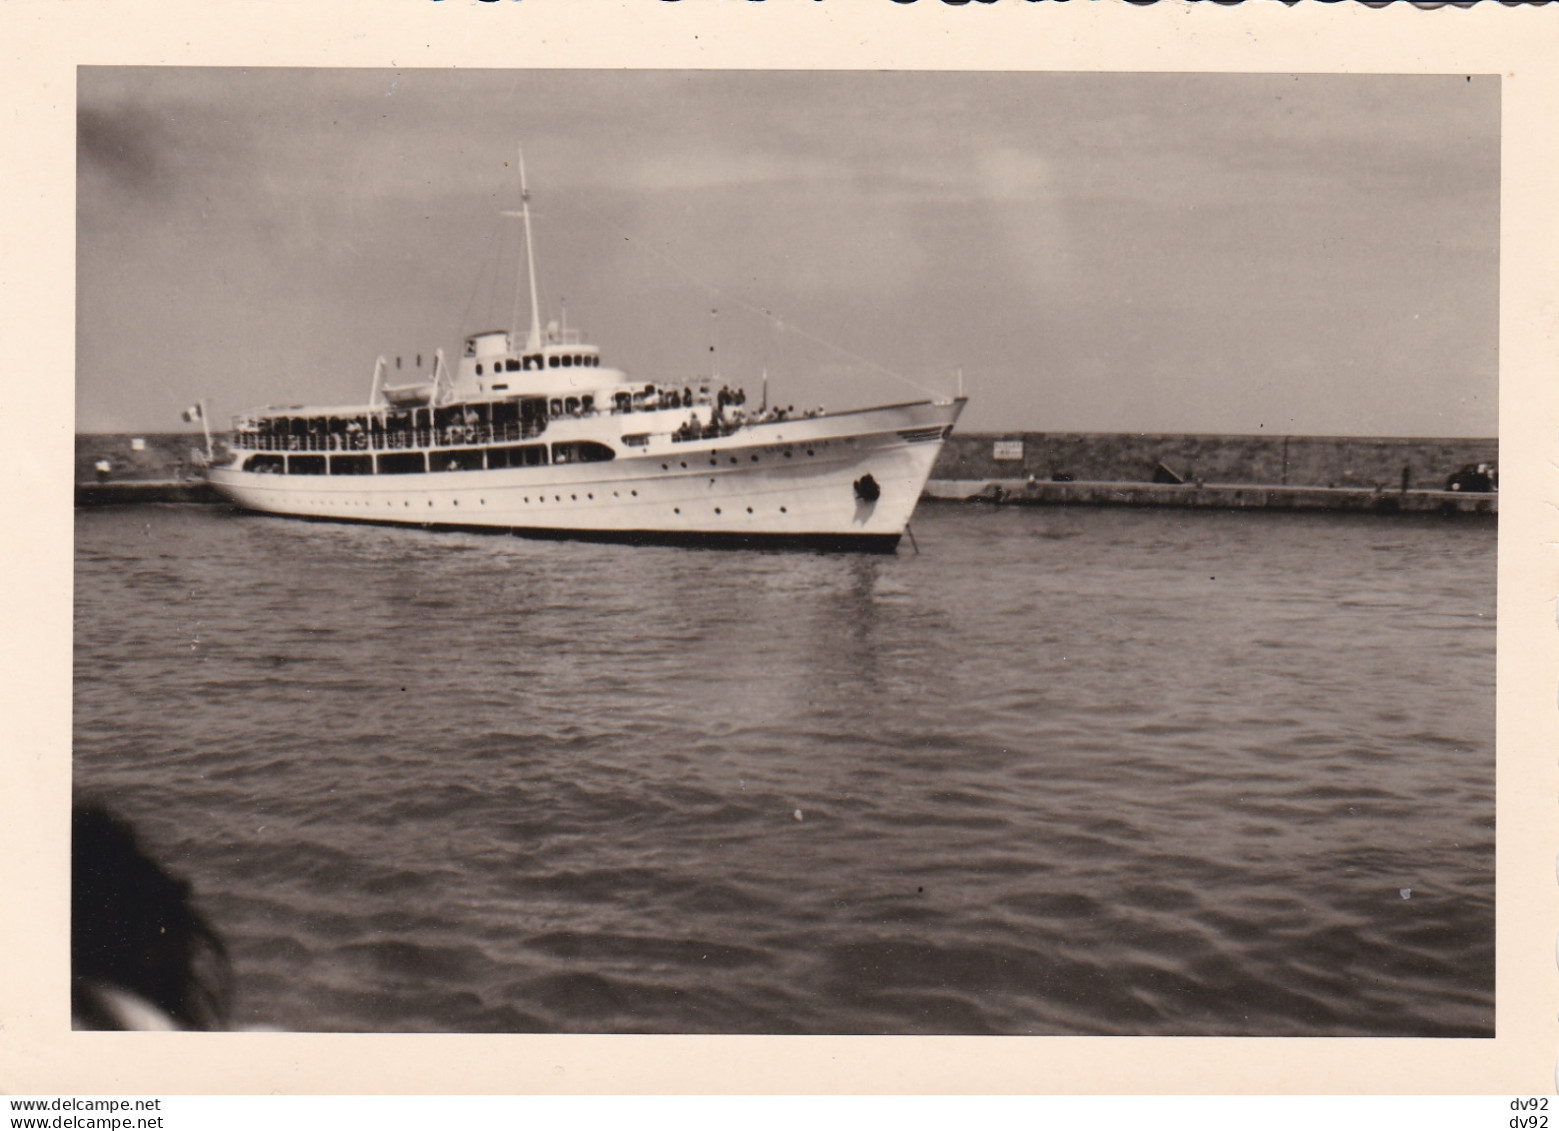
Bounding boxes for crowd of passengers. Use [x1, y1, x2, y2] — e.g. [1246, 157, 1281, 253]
[507, 381, 820, 437]
[670, 385, 824, 441]
[237, 380, 828, 451]
[238, 403, 543, 451]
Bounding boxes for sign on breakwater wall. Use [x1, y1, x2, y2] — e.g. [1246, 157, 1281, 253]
[932, 431, 1498, 492]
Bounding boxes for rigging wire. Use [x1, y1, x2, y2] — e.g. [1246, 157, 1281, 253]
[458, 210, 507, 336]
[458, 160, 523, 336]
[555, 193, 948, 400]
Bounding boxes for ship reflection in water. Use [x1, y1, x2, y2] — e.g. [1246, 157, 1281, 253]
[72, 503, 1494, 1035]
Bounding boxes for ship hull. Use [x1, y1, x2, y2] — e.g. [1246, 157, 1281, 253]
[209, 399, 962, 551]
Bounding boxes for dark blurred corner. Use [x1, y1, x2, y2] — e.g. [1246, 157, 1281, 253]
[71, 802, 232, 1030]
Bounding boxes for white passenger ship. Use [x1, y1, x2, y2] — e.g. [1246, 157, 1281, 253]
[208, 159, 965, 552]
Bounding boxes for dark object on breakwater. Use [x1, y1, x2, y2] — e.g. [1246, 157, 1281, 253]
[76, 479, 220, 506]
[928, 478, 1496, 516]
[1445, 463, 1496, 493]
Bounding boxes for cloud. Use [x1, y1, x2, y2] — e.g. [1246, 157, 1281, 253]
[73, 69, 1497, 437]
[974, 147, 1055, 202]
[77, 103, 171, 200]
[627, 151, 840, 194]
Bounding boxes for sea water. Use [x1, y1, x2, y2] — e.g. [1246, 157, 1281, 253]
[72, 502, 1495, 1035]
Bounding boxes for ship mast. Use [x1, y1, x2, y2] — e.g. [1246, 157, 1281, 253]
[502, 146, 544, 352]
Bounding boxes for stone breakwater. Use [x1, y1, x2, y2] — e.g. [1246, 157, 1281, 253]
[933, 431, 1497, 490]
[75, 431, 1498, 514]
[925, 479, 1494, 516]
[76, 480, 220, 505]
[928, 432, 1497, 515]
[74, 432, 216, 506]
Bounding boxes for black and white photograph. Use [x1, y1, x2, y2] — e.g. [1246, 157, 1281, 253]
[67, 64, 1502, 1043]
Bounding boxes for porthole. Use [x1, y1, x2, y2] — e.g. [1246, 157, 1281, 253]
[784, 451, 792, 459]
[613, 491, 619, 498]
[730, 457, 738, 465]
[746, 507, 753, 514]
[631, 489, 638, 497]
[710, 458, 718, 467]
[662, 463, 669, 470]
[714, 507, 722, 515]
[570, 494, 577, 501]
[428, 500, 433, 507]
[807, 449, 814, 457]
[780, 506, 787, 513]
[673, 507, 681, 515]
[587, 493, 594, 500]
[680, 461, 687, 469]
[453, 499, 459, 506]
[751, 454, 759, 462]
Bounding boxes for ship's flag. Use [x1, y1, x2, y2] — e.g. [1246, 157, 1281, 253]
[182, 404, 202, 422]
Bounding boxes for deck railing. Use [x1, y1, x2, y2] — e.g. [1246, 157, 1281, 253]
[232, 420, 547, 452]
[232, 407, 760, 453]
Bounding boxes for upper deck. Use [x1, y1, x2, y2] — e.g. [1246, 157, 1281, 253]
[227, 378, 766, 457]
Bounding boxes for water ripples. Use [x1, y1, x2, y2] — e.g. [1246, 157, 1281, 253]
[74, 504, 1494, 1035]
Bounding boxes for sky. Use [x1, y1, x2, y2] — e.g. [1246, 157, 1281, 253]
[76, 69, 1499, 437]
